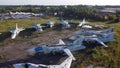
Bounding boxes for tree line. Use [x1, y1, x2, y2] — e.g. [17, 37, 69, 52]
[0, 5, 119, 22]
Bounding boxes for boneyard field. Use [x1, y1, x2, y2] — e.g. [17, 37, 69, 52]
[0, 17, 120, 68]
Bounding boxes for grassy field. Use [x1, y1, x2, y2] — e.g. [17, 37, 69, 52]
[71, 22, 120, 68]
[0, 17, 120, 68]
[0, 17, 81, 46]
[0, 17, 60, 32]
[0, 17, 62, 46]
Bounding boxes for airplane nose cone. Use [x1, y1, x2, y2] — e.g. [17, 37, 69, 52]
[11, 34, 16, 39]
[27, 48, 36, 55]
[50, 25, 53, 28]
[38, 29, 43, 33]
[67, 24, 70, 28]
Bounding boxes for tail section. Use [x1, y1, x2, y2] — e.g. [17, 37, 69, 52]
[78, 18, 86, 27]
[56, 39, 65, 45]
[82, 18, 85, 23]
[9, 11, 12, 16]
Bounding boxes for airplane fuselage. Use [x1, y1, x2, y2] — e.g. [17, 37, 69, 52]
[70, 33, 115, 43]
[32, 24, 43, 33]
[11, 29, 21, 39]
[60, 21, 70, 28]
[28, 44, 86, 54]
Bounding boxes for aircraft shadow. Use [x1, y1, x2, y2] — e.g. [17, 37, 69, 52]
[69, 22, 78, 30]
[83, 41, 108, 48]
[18, 28, 36, 37]
[0, 53, 66, 68]
[0, 32, 11, 42]
[52, 24, 63, 31]
[62, 38, 73, 44]
[52, 22, 78, 31]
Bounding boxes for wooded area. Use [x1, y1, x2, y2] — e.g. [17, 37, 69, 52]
[0, 5, 120, 22]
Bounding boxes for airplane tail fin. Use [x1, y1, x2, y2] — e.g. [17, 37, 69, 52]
[9, 11, 12, 16]
[56, 39, 65, 45]
[64, 49, 76, 60]
[74, 30, 82, 34]
[78, 18, 86, 27]
[81, 18, 86, 25]
[83, 18, 85, 23]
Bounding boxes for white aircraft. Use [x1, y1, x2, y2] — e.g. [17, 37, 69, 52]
[82, 25, 105, 29]
[9, 12, 30, 19]
[59, 20, 70, 28]
[28, 38, 86, 54]
[9, 24, 25, 39]
[70, 32, 115, 47]
[56, 39, 66, 45]
[31, 24, 45, 33]
[78, 18, 87, 27]
[74, 27, 114, 35]
[93, 25, 105, 29]
[81, 25, 92, 29]
[13, 49, 75, 68]
[45, 21, 54, 28]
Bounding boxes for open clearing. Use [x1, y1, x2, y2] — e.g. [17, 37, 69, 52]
[0, 18, 120, 68]
[0, 26, 76, 68]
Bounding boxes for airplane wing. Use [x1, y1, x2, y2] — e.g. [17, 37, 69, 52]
[19, 28, 25, 31]
[81, 25, 92, 29]
[74, 31, 82, 34]
[41, 26, 46, 27]
[56, 39, 66, 45]
[93, 38, 108, 47]
[9, 30, 13, 33]
[72, 36, 84, 45]
[63, 49, 76, 60]
[56, 49, 75, 68]
[87, 64, 94, 68]
[69, 36, 77, 40]
[13, 63, 25, 68]
[9, 28, 16, 33]
[13, 63, 39, 68]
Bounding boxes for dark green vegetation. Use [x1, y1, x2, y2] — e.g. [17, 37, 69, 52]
[71, 22, 120, 68]
[0, 17, 120, 68]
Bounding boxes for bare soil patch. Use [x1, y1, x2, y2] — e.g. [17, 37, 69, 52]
[0, 27, 76, 68]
